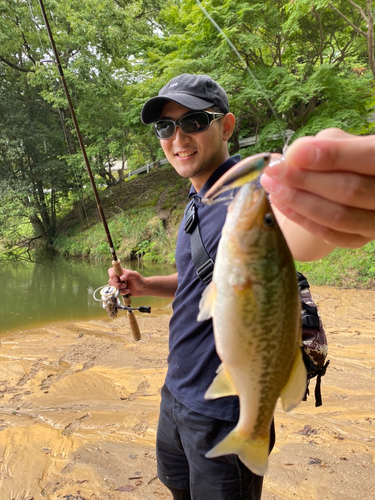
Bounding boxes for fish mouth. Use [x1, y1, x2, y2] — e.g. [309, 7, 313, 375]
[202, 153, 271, 205]
[223, 181, 274, 239]
[228, 182, 265, 230]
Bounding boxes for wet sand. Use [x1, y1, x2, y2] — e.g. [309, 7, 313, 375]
[0, 286, 374, 499]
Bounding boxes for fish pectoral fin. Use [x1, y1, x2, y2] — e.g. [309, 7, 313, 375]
[205, 363, 238, 399]
[280, 347, 307, 412]
[206, 427, 270, 477]
[197, 281, 217, 321]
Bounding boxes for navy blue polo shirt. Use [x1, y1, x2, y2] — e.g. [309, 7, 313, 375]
[166, 155, 241, 422]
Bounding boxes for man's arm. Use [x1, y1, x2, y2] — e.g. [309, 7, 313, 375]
[272, 205, 335, 261]
[144, 274, 178, 298]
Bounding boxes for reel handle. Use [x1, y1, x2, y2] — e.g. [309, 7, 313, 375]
[137, 306, 152, 314]
[112, 259, 141, 341]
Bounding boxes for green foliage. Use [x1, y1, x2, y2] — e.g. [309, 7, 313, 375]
[54, 207, 178, 264]
[0, 76, 72, 248]
[0, 0, 374, 264]
[296, 243, 375, 289]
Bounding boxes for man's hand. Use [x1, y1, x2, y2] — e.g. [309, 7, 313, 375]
[108, 268, 178, 298]
[108, 268, 150, 296]
[261, 129, 375, 249]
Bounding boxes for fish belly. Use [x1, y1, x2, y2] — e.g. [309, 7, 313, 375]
[205, 261, 306, 476]
[200, 183, 307, 476]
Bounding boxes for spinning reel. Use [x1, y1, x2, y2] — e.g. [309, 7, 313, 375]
[94, 285, 151, 319]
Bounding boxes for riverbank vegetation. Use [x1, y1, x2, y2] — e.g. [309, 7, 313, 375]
[54, 165, 190, 265]
[296, 244, 375, 289]
[1, 0, 374, 288]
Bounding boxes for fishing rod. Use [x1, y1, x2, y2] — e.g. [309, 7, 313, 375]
[37, 0, 150, 341]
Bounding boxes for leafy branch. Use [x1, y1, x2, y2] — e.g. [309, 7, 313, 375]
[328, 0, 375, 77]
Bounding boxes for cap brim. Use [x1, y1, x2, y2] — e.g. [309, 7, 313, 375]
[141, 93, 215, 124]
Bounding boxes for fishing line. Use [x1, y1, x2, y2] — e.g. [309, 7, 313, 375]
[195, 0, 289, 149]
[27, 0, 45, 54]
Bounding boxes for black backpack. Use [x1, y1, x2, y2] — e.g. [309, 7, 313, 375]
[297, 271, 330, 406]
[184, 198, 329, 407]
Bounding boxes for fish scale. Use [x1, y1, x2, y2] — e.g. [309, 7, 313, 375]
[198, 179, 307, 476]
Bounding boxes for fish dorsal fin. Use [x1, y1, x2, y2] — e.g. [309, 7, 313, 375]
[280, 348, 307, 412]
[197, 281, 217, 321]
[205, 362, 238, 399]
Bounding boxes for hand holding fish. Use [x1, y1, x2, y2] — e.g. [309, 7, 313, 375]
[261, 129, 375, 249]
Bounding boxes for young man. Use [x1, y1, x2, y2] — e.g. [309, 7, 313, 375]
[109, 74, 375, 499]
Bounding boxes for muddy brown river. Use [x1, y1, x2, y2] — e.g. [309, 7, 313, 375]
[0, 286, 374, 499]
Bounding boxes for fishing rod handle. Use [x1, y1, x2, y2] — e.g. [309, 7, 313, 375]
[112, 259, 141, 341]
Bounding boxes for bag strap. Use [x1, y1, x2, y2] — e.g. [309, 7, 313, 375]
[184, 198, 214, 284]
[301, 302, 320, 329]
[296, 271, 309, 289]
[303, 359, 330, 407]
[298, 272, 320, 329]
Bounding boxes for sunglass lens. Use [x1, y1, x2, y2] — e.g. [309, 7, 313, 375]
[154, 120, 175, 139]
[154, 112, 213, 139]
[180, 113, 209, 134]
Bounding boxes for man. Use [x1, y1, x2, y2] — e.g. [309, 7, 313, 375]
[108, 74, 375, 499]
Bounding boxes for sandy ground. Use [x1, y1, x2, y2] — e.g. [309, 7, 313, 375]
[0, 286, 374, 500]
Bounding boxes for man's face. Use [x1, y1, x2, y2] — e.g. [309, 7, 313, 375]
[158, 101, 231, 192]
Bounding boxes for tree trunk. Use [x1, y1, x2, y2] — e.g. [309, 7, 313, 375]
[74, 200, 86, 222]
[366, 0, 375, 78]
[329, 0, 375, 78]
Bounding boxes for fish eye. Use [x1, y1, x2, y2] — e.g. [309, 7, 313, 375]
[263, 212, 275, 228]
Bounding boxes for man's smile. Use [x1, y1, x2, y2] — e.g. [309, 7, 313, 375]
[175, 150, 197, 158]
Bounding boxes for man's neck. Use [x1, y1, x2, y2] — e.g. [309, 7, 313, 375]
[190, 154, 242, 196]
[190, 152, 230, 192]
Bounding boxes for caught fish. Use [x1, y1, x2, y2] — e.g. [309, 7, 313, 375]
[198, 158, 306, 476]
[203, 153, 270, 204]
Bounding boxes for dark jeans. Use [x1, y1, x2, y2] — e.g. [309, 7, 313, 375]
[156, 385, 275, 500]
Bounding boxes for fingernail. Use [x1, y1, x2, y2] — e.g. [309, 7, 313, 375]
[286, 143, 321, 167]
[264, 160, 285, 180]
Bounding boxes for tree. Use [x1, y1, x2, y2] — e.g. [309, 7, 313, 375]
[0, 78, 72, 239]
[137, 0, 373, 154]
[0, 0, 373, 259]
[330, 0, 375, 77]
[31, 0, 164, 185]
[0, 1, 76, 256]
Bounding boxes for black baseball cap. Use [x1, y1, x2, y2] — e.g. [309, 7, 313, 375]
[141, 74, 230, 124]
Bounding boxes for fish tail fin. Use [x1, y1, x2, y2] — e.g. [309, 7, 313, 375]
[280, 347, 307, 412]
[205, 428, 269, 477]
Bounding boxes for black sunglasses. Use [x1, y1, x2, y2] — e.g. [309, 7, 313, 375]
[153, 111, 225, 140]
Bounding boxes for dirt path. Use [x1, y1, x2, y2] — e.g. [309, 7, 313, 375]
[0, 286, 374, 499]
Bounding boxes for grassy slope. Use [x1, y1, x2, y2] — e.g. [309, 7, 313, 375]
[55, 164, 191, 264]
[55, 164, 375, 288]
[296, 245, 375, 289]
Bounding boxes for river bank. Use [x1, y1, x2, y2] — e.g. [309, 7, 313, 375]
[0, 286, 374, 499]
[3, 163, 373, 289]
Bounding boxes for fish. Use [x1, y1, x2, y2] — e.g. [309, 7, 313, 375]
[202, 153, 271, 204]
[198, 158, 307, 477]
